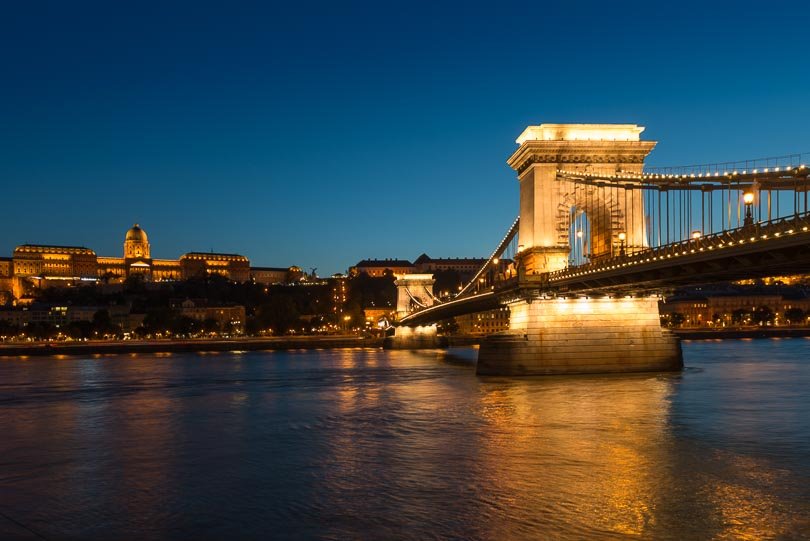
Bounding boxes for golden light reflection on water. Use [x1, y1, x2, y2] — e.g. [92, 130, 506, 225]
[470, 377, 676, 538]
[2, 348, 808, 540]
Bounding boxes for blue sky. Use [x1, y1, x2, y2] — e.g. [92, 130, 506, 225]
[2, 1, 808, 274]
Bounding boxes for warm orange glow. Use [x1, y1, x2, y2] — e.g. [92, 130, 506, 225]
[516, 123, 645, 144]
[743, 192, 755, 204]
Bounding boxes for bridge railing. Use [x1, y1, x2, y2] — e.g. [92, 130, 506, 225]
[548, 210, 810, 282]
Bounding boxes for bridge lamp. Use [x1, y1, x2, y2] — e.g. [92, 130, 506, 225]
[492, 257, 499, 265]
[691, 230, 701, 240]
[743, 192, 755, 226]
[618, 232, 626, 257]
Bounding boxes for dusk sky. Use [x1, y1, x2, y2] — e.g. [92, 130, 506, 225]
[2, 1, 809, 275]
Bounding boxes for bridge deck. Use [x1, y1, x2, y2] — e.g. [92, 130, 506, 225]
[400, 212, 810, 326]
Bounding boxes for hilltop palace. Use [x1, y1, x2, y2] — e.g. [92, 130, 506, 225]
[0, 224, 301, 302]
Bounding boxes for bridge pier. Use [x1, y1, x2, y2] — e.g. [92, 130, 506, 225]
[384, 274, 445, 349]
[477, 296, 682, 375]
[383, 324, 445, 349]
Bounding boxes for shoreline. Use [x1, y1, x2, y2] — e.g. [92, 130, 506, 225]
[0, 336, 385, 357]
[673, 327, 810, 340]
[1, 329, 809, 357]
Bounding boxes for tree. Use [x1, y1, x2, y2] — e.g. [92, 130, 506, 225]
[26, 322, 57, 340]
[202, 318, 220, 334]
[66, 320, 94, 340]
[437, 317, 459, 335]
[0, 320, 20, 340]
[433, 270, 463, 298]
[661, 312, 685, 327]
[142, 308, 176, 335]
[92, 309, 120, 337]
[784, 307, 805, 325]
[751, 306, 774, 326]
[169, 315, 199, 337]
[731, 308, 750, 325]
[255, 296, 301, 334]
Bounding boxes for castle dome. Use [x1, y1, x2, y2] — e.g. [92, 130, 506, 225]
[125, 224, 148, 243]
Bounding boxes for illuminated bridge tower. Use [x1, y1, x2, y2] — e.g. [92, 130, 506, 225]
[384, 274, 442, 349]
[477, 124, 682, 375]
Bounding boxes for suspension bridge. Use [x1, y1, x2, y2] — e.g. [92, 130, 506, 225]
[386, 123, 810, 375]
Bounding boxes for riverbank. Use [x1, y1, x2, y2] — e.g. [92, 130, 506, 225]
[674, 327, 810, 340]
[2, 328, 809, 357]
[0, 336, 385, 357]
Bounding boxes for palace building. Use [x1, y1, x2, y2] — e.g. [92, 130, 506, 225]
[0, 224, 299, 302]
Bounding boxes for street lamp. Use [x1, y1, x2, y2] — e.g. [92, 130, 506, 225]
[618, 232, 626, 257]
[691, 230, 701, 240]
[743, 192, 755, 226]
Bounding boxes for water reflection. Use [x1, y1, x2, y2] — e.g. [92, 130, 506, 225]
[0, 344, 808, 540]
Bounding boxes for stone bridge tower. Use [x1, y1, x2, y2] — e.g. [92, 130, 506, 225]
[507, 124, 655, 277]
[394, 274, 436, 319]
[384, 274, 442, 349]
[477, 123, 682, 375]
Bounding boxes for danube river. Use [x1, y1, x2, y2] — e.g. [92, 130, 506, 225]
[1, 340, 809, 540]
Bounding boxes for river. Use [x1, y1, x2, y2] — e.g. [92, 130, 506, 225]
[1, 339, 809, 540]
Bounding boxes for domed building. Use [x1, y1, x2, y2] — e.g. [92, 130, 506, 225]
[1, 223, 299, 300]
[124, 224, 150, 259]
[98, 223, 250, 282]
[121, 224, 152, 278]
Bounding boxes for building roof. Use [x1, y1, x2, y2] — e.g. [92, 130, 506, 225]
[14, 244, 96, 255]
[125, 224, 148, 243]
[251, 266, 289, 272]
[414, 253, 490, 264]
[181, 252, 249, 262]
[354, 259, 414, 268]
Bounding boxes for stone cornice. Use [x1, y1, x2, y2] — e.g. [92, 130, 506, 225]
[507, 140, 657, 175]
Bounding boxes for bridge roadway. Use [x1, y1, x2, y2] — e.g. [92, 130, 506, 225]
[399, 211, 810, 326]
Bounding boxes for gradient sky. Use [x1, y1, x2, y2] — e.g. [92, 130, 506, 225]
[2, 1, 809, 275]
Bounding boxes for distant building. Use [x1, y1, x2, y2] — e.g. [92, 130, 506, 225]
[0, 224, 300, 302]
[363, 307, 394, 327]
[330, 274, 348, 316]
[0, 258, 13, 304]
[13, 244, 98, 280]
[661, 286, 810, 327]
[178, 252, 251, 282]
[251, 266, 304, 285]
[350, 259, 415, 277]
[456, 307, 510, 335]
[350, 254, 498, 281]
[413, 254, 488, 278]
[177, 299, 246, 333]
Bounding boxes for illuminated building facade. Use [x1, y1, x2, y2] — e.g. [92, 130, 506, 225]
[660, 287, 810, 327]
[456, 307, 511, 335]
[351, 255, 494, 279]
[413, 254, 488, 277]
[13, 245, 98, 280]
[0, 224, 298, 302]
[177, 299, 246, 333]
[251, 266, 304, 285]
[350, 259, 415, 277]
[178, 252, 250, 282]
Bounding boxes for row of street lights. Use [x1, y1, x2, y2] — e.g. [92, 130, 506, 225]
[574, 191, 757, 262]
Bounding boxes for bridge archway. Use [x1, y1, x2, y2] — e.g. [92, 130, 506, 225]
[508, 124, 654, 275]
[558, 181, 647, 262]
